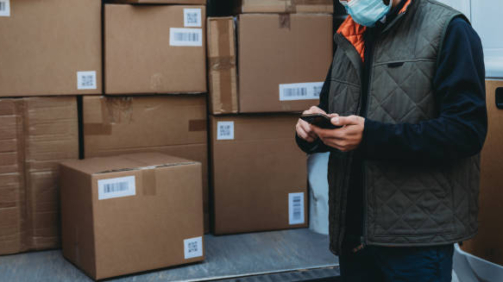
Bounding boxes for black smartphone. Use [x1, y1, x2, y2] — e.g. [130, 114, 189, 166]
[300, 113, 342, 129]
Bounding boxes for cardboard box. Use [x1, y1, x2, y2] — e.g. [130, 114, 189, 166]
[104, 4, 207, 95]
[238, 14, 332, 113]
[83, 95, 210, 231]
[0, 0, 101, 97]
[207, 17, 238, 115]
[461, 80, 503, 265]
[109, 0, 206, 4]
[60, 153, 204, 280]
[0, 97, 79, 255]
[210, 115, 308, 234]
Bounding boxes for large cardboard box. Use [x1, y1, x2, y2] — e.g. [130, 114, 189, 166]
[109, 0, 206, 4]
[0, 97, 79, 255]
[104, 4, 207, 95]
[238, 14, 332, 113]
[207, 17, 238, 115]
[461, 80, 503, 265]
[0, 0, 101, 97]
[60, 153, 204, 280]
[83, 95, 210, 231]
[210, 115, 308, 234]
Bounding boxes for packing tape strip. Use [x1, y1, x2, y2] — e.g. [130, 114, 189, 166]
[142, 169, 156, 196]
[286, 0, 333, 13]
[189, 119, 207, 132]
[212, 18, 236, 114]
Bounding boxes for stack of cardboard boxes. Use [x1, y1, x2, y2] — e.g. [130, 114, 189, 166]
[0, 0, 335, 279]
[207, 0, 333, 234]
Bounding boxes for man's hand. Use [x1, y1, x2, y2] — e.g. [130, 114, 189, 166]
[312, 115, 365, 152]
[296, 106, 326, 143]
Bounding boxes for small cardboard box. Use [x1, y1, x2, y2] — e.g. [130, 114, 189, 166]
[238, 13, 332, 113]
[207, 17, 239, 115]
[0, 0, 102, 97]
[210, 114, 308, 234]
[60, 153, 205, 280]
[104, 4, 207, 94]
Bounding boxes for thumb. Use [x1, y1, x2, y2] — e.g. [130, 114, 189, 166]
[332, 115, 358, 126]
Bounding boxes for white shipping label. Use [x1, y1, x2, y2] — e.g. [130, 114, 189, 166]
[216, 121, 234, 140]
[0, 0, 10, 17]
[184, 8, 202, 27]
[289, 192, 305, 225]
[279, 82, 324, 101]
[184, 236, 203, 259]
[98, 176, 136, 200]
[170, 28, 203, 47]
[77, 71, 97, 90]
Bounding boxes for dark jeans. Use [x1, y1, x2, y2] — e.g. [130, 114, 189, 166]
[340, 240, 454, 282]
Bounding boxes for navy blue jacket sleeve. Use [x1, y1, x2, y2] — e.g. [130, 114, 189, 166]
[362, 17, 488, 162]
[295, 63, 332, 154]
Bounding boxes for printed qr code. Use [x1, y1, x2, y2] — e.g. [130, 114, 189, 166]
[186, 13, 198, 24]
[220, 125, 231, 136]
[81, 75, 94, 87]
[188, 241, 198, 253]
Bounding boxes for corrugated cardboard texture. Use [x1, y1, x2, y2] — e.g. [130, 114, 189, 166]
[211, 115, 308, 234]
[461, 80, 503, 265]
[109, 0, 206, 3]
[240, 0, 334, 13]
[207, 17, 239, 115]
[0, 97, 79, 255]
[60, 153, 204, 280]
[104, 4, 207, 95]
[0, 0, 102, 97]
[238, 14, 332, 113]
[83, 95, 210, 231]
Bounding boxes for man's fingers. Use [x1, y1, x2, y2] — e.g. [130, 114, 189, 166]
[299, 120, 318, 139]
[297, 123, 316, 142]
[304, 106, 327, 115]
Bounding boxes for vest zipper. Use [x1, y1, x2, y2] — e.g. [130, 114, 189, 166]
[360, 28, 378, 247]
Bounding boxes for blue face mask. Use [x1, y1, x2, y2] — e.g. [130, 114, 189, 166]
[340, 0, 393, 27]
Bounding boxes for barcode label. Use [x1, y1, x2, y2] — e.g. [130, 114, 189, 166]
[77, 71, 97, 90]
[184, 8, 202, 27]
[170, 28, 203, 47]
[0, 0, 10, 17]
[216, 121, 234, 140]
[184, 236, 203, 259]
[279, 82, 324, 101]
[98, 176, 136, 200]
[289, 192, 305, 225]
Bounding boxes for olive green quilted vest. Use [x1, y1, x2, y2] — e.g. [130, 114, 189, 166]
[327, 0, 480, 254]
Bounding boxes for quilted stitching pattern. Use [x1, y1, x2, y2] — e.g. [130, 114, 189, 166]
[327, 0, 479, 252]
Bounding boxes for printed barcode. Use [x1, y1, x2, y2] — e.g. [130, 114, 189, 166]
[283, 87, 308, 98]
[219, 125, 231, 136]
[292, 196, 302, 221]
[186, 13, 198, 24]
[188, 241, 198, 253]
[174, 32, 200, 42]
[184, 237, 203, 259]
[98, 176, 136, 200]
[313, 86, 323, 97]
[81, 75, 94, 87]
[217, 121, 234, 140]
[103, 182, 129, 194]
[289, 192, 305, 225]
[0, 2, 5, 11]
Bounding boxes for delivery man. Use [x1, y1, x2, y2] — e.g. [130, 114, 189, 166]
[295, 0, 487, 281]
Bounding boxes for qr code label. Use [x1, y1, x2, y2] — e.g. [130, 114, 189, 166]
[77, 71, 97, 90]
[98, 176, 136, 200]
[0, 0, 11, 17]
[216, 121, 234, 140]
[289, 192, 305, 225]
[279, 82, 324, 101]
[184, 237, 203, 259]
[184, 8, 202, 27]
[170, 28, 203, 47]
